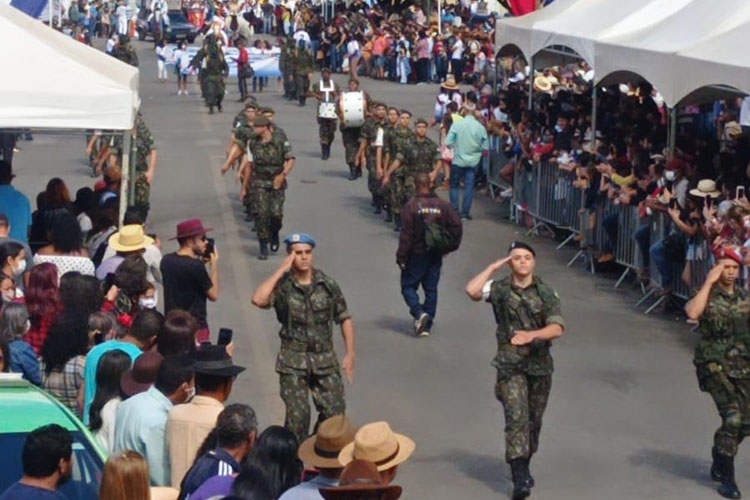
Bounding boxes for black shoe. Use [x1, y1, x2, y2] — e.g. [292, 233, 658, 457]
[716, 454, 741, 499]
[348, 165, 357, 181]
[208, 106, 214, 114]
[355, 168, 363, 179]
[384, 209, 393, 223]
[244, 213, 253, 222]
[258, 241, 269, 260]
[394, 214, 401, 231]
[461, 214, 472, 221]
[270, 233, 280, 253]
[523, 457, 535, 488]
[217, 104, 223, 113]
[712, 448, 724, 482]
[510, 459, 531, 500]
[374, 205, 382, 215]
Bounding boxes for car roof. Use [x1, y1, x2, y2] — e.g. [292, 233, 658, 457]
[0, 376, 80, 433]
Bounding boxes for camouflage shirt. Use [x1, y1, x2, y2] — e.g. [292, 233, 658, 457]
[248, 132, 293, 187]
[295, 49, 315, 74]
[383, 124, 397, 160]
[360, 118, 385, 155]
[695, 286, 750, 377]
[232, 111, 248, 134]
[487, 276, 564, 376]
[265, 269, 350, 374]
[134, 116, 155, 172]
[392, 127, 416, 163]
[112, 43, 138, 67]
[401, 136, 440, 177]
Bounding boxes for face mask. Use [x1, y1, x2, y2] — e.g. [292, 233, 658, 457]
[554, 124, 563, 133]
[664, 170, 676, 181]
[139, 296, 158, 309]
[14, 259, 26, 276]
[184, 385, 196, 403]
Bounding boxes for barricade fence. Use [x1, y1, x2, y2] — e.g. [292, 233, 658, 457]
[496, 158, 720, 313]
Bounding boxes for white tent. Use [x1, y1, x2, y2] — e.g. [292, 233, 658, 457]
[0, 2, 139, 131]
[593, 0, 750, 107]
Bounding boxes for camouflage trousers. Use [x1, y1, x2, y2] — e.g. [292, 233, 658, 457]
[199, 70, 208, 97]
[388, 175, 405, 216]
[294, 74, 310, 103]
[341, 127, 362, 167]
[134, 171, 150, 219]
[284, 72, 296, 98]
[205, 75, 225, 107]
[279, 370, 346, 445]
[367, 157, 385, 205]
[698, 364, 750, 457]
[495, 371, 552, 462]
[250, 185, 285, 240]
[318, 118, 337, 145]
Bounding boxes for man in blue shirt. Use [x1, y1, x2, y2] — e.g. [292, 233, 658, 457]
[0, 424, 72, 500]
[0, 161, 31, 243]
[445, 105, 489, 220]
[115, 354, 195, 486]
[82, 309, 163, 424]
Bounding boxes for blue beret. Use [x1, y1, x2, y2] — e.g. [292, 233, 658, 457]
[284, 233, 316, 249]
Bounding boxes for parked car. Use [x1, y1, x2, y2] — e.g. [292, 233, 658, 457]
[0, 375, 106, 500]
[137, 9, 197, 43]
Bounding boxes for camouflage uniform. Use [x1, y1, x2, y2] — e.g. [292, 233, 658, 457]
[399, 136, 440, 206]
[694, 286, 750, 458]
[133, 116, 156, 219]
[280, 39, 295, 99]
[360, 117, 386, 207]
[248, 132, 293, 242]
[233, 123, 256, 215]
[191, 38, 228, 112]
[388, 127, 417, 217]
[294, 49, 315, 106]
[111, 42, 139, 67]
[341, 125, 362, 171]
[487, 276, 564, 463]
[263, 268, 349, 443]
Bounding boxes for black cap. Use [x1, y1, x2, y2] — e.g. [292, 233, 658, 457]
[508, 241, 535, 256]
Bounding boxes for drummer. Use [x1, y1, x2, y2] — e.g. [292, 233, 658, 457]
[313, 68, 340, 161]
[339, 78, 371, 181]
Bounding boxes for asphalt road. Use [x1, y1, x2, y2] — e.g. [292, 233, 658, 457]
[10, 39, 748, 500]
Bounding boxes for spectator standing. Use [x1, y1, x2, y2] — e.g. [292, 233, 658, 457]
[101, 209, 163, 284]
[0, 241, 26, 301]
[318, 460, 402, 500]
[157, 310, 198, 356]
[280, 415, 357, 500]
[0, 162, 31, 244]
[397, 173, 462, 337]
[114, 355, 196, 486]
[40, 314, 90, 416]
[445, 104, 489, 220]
[0, 303, 41, 386]
[28, 178, 73, 252]
[0, 214, 32, 268]
[236, 38, 250, 100]
[450, 33, 465, 83]
[178, 403, 258, 499]
[168, 345, 246, 487]
[99, 451, 151, 500]
[161, 219, 220, 343]
[0, 424, 72, 500]
[33, 212, 95, 278]
[337, 422, 414, 486]
[82, 309, 160, 424]
[415, 31, 430, 84]
[89, 349, 132, 453]
[156, 39, 168, 83]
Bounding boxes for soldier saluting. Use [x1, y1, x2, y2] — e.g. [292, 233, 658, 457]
[252, 233, 356, 445]
[466, 242, 565, 500]
[686, 247, 750, 500]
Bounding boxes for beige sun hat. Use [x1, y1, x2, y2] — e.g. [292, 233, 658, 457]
[108, 224, 154, 252]
[337, 421, 415, 472]
[689, 179, 721, 198]
[298, 415, 357, 469]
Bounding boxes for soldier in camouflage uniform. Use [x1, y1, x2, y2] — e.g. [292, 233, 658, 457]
[380, 107, 400, 221]
[340, 79, 370, 181]
[133, 114, 157, 220]
[381, 110, 415, 229]
[466, 241, 564, 500]
[246, 116, 295, 260]
[313, 68, 339, 160]
[293, 40, 315, 107]
[251, 233, 356, 445]
[280, 37, 296, 100]
[356, 102, 387, 213]
[111, 34, 138, 67]
[685, 250, 750, 500]
[191, 35, 229, 114]
[222, 102, 259, 222]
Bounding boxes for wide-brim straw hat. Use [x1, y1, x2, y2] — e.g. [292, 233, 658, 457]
[441, 77, 460, 91]
[534, 75, 553, 93]
[108, 224, 154, 252]
[338, 421, 415, 472]
[299, 415, 357, 468]
[689, 179, 721, 198]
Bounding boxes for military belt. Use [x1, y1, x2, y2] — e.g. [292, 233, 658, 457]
[281, 338, 332, 353]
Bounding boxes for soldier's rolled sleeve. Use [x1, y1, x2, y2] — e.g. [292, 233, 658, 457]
[543, 292, 565, 329]
[330, 283, 350, 324]
[283, 140, 294, 161]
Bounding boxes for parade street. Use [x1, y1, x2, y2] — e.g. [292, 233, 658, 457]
[10, 41, 745, 500]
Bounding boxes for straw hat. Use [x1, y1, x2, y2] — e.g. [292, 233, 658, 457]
[689, 179, 721, 198]
[441, 77, 460, 91]
[338, 422, 415, 472]
[533, 75, 553, 94]
[298, 415, 357, 469]
[108, 225, 154, 253]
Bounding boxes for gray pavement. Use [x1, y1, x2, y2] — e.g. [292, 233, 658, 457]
[9, 40, 748, 499]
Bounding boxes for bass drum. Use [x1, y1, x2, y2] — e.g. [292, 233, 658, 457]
[341, 91, 365, 128]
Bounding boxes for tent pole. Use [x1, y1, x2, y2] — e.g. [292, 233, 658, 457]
[438, 0, 442, 35]
[668, 107, 677, 160]
[590, 84, 597, 152]
[527, 55, 534, 111]
[118, 131, 132, 227]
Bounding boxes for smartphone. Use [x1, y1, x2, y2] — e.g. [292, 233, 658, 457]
[218, 328, 233, 346]
[737, 186, 746, 199]
[204, 237, 215, 258]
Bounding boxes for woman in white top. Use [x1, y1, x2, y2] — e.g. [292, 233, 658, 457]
[33, 212, 95, 279]
[346, 32, 362, 80]
[89, 349, 132, 453]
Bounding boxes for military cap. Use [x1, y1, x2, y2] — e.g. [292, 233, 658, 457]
[263, 107, 276, 115]
[715, 246, 742, 265]
[253, 116, 272, 127]
[508, 241, 536, 256]
[284, 233, 316, 250]
[243, 97, 258, 109]
[415, 118, 428, 126]
[119, 34, 130, 43]
[372, 102, 387, 109]
[322, 67, 332, 74]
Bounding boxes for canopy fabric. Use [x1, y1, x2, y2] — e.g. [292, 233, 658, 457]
[0, 2, 139, 130]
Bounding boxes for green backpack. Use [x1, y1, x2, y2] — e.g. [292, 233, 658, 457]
[420, 203, 459, 255]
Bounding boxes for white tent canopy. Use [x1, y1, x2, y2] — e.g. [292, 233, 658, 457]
[0, 2, 139, 130]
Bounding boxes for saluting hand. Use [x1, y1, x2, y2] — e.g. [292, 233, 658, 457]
[511, 330, 536, 346]
[706, 262, 725, 285]
[279, 253, 295, 273]
[491, 255, 512, 271]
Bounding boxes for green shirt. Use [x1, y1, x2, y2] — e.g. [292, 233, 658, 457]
[445, 115, 489, 167]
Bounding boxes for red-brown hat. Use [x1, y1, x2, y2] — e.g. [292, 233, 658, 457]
[120, 351, 163, 397]
[714, 246, 743, 266]
[170, 219, 213, 240]
[319, 460, 402, 500]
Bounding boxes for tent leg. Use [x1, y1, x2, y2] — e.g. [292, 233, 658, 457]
[527, 56, 534, 110]
[591, 85, 597, 148]
[668, 107, 677, 160]
[119, 131, 133, 227]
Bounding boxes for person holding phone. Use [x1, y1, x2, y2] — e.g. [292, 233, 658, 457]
[251, 233, 356, 445]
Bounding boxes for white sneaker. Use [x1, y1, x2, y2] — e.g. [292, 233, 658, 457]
[178, 90, 183, 95]
[419, 330, 430, 337]
[414, 313, 430, 336]
[184, 90, 189, 96]
[500, 187, 513, 198]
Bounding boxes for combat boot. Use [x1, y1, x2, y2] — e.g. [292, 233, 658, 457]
[384, 207, 393, 223]
[258, 240, 269, 260]
[716, 455, 741, 499]
[712, 447, 724, 482]
[208, 106, 214, 114]
[523, 457, 535, 488]
[509, 459, 531, 500]
[348, 165, 357, 181]
[270, 232, 280, 253]
[393, 214, 401, 232]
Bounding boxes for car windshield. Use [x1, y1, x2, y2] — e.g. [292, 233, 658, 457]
[169, 12, 189, 23]
[0, 432, 103, 500]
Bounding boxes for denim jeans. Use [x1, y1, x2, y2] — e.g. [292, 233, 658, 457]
[650, 237, 673, 287]
[602, 213, 618, 254]
[263, 14, 273, 33]
[634, 225, 650, 267]
[400, 253, 442, 329]
[450, 164, 477, 217]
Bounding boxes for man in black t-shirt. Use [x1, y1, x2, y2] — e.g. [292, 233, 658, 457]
[160, 219, 220, 343]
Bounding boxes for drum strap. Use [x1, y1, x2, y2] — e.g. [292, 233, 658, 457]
[319, 80, 335, 102]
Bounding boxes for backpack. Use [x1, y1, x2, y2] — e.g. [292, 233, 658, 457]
[419, 203, 459, 255]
